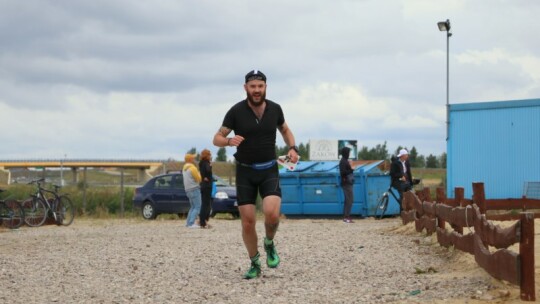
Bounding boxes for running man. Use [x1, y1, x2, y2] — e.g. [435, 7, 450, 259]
[213, 70, 298, 279]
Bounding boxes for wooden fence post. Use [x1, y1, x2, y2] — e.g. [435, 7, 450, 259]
[450, 187, 464, 234]
[436, 187, 446, 230]
[520, 212, 535, 301]
[472, 183, 487, 214]
[422, 188, 431, 203]
[455, 187, 465, 207]
[436, 187, 446, 204]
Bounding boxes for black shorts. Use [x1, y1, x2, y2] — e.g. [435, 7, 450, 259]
[236, 163, 281, 205]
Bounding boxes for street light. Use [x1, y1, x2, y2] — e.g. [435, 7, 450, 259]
[438, 19, 452, 140]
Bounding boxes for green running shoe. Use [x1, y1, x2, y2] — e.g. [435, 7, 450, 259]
[264, 238, 280, 268]
[243, 254, 261, 279]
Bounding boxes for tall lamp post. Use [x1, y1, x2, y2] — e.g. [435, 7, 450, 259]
[438, 19, 452, 140]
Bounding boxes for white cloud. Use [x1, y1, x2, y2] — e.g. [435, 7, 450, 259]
[455, 48, 540, 100]
[284, 82, 444, 154]
[1, 0, 539, 160]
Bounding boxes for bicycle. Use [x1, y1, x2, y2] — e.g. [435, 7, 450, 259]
[21, 179, 75, 227]
[0, 189, 25, 229]
[375, 178, 421, 219]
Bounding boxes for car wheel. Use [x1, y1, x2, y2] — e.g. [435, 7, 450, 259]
[210, 209, 216, 218]
[231, 212, 240, 219]
[141, 201, 156, 220]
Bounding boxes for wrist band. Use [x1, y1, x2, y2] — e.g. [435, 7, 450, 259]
[227, 138, 231, 146]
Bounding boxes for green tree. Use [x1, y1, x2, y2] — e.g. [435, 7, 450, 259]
[426, 154, 439, 168]
[439, 152, 447, 168]
[216, 147, 227, 162]
[357, 146, 371, 160]
[408, 146, 419, 167]
[358, 141, 388, 160]
[416, 155, 426, 168]
[275, 143, 310, 160]
[372, 141, 389, 160]
[298, 142, 309, 160]
[275, 145, 288, 157]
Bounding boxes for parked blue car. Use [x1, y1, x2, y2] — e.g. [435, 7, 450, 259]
[211, 175, 239, 218]
[133, 173, 238, 220]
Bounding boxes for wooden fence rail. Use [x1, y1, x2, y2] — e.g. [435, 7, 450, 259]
[401, 182, 536, 301]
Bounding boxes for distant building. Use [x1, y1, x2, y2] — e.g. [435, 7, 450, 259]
[447, 98, 540, 199]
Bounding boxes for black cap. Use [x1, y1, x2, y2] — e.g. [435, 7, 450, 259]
[245, 70, 266, 83]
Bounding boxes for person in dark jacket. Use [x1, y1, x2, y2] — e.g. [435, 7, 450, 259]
[339, 147, 354, 223]
[198, 149, 213, 229]
[390, 148, 413, 211]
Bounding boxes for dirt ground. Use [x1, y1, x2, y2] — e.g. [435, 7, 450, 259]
[0, 216, 537, 303]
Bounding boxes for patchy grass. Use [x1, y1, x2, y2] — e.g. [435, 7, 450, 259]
[412, 168, 446, 188]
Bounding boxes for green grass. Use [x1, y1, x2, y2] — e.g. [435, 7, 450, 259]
[412, 168, 446, 187]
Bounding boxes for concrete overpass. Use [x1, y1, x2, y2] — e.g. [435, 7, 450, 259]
[0, 159, 165, 185]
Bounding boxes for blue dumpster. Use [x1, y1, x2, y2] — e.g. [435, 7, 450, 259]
[279, 160, 399, 216]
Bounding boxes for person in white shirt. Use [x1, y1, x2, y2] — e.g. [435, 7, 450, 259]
[390, 149, 413, 211]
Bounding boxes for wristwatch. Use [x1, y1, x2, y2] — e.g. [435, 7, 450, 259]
[288, 145, 299, 153]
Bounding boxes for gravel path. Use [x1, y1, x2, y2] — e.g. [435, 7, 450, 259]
[0, 217, 515, 303]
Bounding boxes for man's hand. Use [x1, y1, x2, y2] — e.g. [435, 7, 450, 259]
[287, 149, 299, 163]
[228, 135, 245, 147]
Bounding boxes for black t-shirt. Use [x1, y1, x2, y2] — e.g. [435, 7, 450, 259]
[222, 99, 285, 164]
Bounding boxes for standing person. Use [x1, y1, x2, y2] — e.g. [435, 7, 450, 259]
[198, 149, 213, 229]
[183, 153, 202, 228]
[339, 147, 355, 223]
[213, 70, 298, 279]
[390, 148, 413, 211]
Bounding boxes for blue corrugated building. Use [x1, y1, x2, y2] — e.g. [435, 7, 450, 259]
[447, 98, 540, 198]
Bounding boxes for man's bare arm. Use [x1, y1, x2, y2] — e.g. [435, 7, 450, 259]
[213, 126, 244, 147]
[278, 122, 299, 162]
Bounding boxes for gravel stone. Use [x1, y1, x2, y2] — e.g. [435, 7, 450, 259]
[0, 217, 522, 303]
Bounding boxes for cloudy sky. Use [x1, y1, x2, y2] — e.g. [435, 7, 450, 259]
[1, 0, 539, 161]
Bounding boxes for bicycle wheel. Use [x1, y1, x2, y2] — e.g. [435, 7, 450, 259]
[375, 193, 389, 219]
[21, 197, 47, 227]
[55, 196, 75, 226]
[0, 200, 25, 229]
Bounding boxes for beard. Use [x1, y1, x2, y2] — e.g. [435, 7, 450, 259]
[246, 91, 266, 107]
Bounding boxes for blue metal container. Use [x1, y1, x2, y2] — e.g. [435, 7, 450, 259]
[279, 160, 396, 216]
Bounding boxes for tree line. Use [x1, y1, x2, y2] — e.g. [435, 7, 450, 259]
[189, 141, 446, 168]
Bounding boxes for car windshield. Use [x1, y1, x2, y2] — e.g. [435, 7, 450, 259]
[213, 175, 230, 187]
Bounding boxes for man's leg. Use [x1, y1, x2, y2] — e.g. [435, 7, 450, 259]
[392, 182, 405, 213]
[239, 204, 261, 279]
[262, 195, 281, 268]
[342, 184, 353, 221]
[262, 195, 281, 239]
[239, 204, 258, 257]
[397, 182, 408, 212]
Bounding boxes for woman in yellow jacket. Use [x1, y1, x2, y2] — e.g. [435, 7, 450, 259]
[183, 153, 202, 228]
